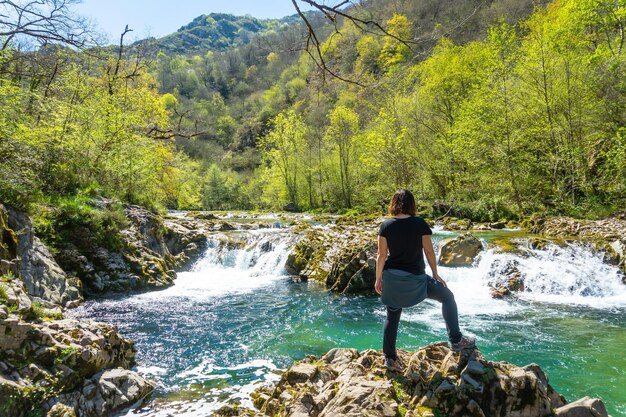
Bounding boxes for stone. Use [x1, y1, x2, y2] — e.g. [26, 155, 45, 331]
[554, 397, 609, 417]
[438, 234, 483, 267]
[47, 403, 77, 417]
[49, 368, 154, 417]
[5, 207, 82, 308]
[489, 222, 506, 230]
[287, 363, 318, 384]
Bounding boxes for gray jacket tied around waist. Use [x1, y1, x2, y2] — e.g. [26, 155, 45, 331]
[381, 270, 429, 309]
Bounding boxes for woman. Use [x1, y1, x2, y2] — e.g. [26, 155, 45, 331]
[375, 189, 475, 370]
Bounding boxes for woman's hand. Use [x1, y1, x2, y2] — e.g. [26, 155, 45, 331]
[433, 273, 448, 288]
[375, 278, 383, 295]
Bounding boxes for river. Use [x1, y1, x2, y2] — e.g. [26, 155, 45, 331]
[70, 220, 626, 416]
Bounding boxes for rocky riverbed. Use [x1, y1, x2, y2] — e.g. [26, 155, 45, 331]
[1, 204, 624, 416]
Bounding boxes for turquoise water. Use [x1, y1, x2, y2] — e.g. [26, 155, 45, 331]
[72, 228, 626, 416]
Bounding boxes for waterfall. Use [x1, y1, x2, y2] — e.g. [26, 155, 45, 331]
[138, 229, 298, 300]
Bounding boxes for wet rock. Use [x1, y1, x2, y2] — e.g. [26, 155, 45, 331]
[554, 396, 609, 417]
[439, 234, 483, 267]
[529, 237, 552, 250]
[487, 259, 525, 298]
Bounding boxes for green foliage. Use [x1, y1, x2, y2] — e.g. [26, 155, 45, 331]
[0, 284, 8, 302]
[33, 196, 128, 253]
[1, 271, 15, 282]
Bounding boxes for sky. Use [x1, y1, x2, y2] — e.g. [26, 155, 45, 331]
[75, 0, 312, 43]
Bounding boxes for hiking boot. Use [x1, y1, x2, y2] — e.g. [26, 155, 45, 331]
[384, 357, 403, 372]
[451, 336, 476, 352]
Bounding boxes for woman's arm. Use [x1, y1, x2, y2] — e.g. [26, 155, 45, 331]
[375, 235, 387, 294]
[422, 235, 447, 287]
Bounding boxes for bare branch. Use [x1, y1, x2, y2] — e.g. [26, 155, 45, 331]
[0, 0, 95, 50]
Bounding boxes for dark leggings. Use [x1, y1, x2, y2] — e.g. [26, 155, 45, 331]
[383, 278, 462, 360]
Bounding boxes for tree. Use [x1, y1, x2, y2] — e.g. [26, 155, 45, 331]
[258, 110, 308, 207]
[325, 105, 359, 208]
[0, 0, 94, 50]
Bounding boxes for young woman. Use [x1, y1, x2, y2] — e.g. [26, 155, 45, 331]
[375, 189, 475, 370]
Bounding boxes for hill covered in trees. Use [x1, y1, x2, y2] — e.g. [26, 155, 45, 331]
[147, 0, 623, 219]
[0, 0, 623, 222]
[136, 12, 307, 55]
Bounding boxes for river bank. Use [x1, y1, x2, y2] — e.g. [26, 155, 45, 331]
[2, 204, 625, 416]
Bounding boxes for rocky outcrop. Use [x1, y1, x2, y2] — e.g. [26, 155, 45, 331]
[47, 368, 154, 417]
[163, 216, 210, 269]
[217, 344, 607, 417]
[53, 202, 177, 295]
[285, 220, 378, 293]
[51, 201, 210, 296]
[438, 233, 483, 267]
[0, 310, 148, 417]
[3, 204, 82, 309]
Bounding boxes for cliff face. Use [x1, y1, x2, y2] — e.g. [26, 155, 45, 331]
[216, 344, 608, 417]
[3, 204, 82, 309]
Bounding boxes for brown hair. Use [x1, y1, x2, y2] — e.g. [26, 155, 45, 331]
[388, 189, 416, 216]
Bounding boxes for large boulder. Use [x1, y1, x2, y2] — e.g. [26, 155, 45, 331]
[48, 368, 154, 417]
[554, 396, 609, 417]
[217, 344, 605, 417]
[439, 233, 483, 267]
[5, 206, 82, 308]
[325, 242, 376, 293]
[285, 220, 379, 291]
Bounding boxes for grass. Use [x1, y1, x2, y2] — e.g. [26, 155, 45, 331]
[0, 283, 8, 302]
[27, 302, 64, 321]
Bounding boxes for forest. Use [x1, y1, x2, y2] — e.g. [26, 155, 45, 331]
[1, 0, 624, 223]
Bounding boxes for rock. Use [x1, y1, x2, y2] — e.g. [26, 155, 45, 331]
[223, 344, 602, 417]
[49, 368, 154, 417]
[439, 234, 483, 267]
[284, 219, 380, 293]
[442, 217, 473, 231]
[489, 221, 506, 229]
[5, 206, 82, 308]
[283, 202, 298, 212]
[529, 237, 551, 250]
[0, 315, 136, 416]
[217, 222, 237, 231]
[554, 396, 609, 417]
[326, 242, 376, 293]
[47, 403, 77, 417]
[52, 201, 184, 295]
[487, 259, 525, 298]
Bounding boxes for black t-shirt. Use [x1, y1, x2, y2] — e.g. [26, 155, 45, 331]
[378, 216, 432, 274]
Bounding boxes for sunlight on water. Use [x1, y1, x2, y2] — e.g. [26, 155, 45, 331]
[72, 228, 626, 417]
